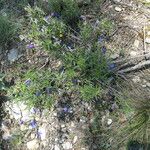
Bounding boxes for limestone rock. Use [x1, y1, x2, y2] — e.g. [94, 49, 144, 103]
[145, 37, 150, 44]
[115, 7, 122, 12]
[8, 48, 18, 62]
[62, 142, 73, 150]
[73, 136, 78, 144]
[27, 140, 39, 150]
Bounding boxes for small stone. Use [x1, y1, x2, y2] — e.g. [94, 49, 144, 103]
[145, 37, 150, 44]
[110, 54, 119, 60]
[27, 140, 39, 150]
[20, 125, 27, 131]
[80, 116, 87, 123]
[111, 102, 119, 110]
[62, 142, 73, 150]
[107, 119, 112, 125]
[41, 141, 47, 147]
[2, 131, 11, 140]
[54, 145, 60, 150]
[70, 122, 75, 127]
[61, 124, 66, 128]
[115, 7, 122, 12]
[145, 0, 150, 3]
[147, 31, 150, 36]
[146, 83, 150, 87]
[134, 40, 140, 48]
[73, 136, 78, 144]
[55, 138, 58, 142]
[53, 113, 57, 117]
[31, 133, 35, 139]
[119, 114, 127, 123]
[101, 115, 106, 126]
[142, 84, 147, 88]
[8, 48, 18, 62]
[38, 127, 46, 140]
[132, 76, 140, 83]
[130, 51, 137, 57]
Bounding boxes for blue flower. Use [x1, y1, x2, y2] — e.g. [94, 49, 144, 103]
[63, 107, 72, 113]
[19, 120, 24, 125]
[24, 79, 31, 86]
[51, 12, 61, 18]
[44, 15, 50, 21]
[30, 120, 37, 129]
[45, 87, 52, 95]
[63, 107, 68, 112]
[35, 91, 41, 97]
[36, 131, 42, 138]
[108, 63, 116, 70]
[27, 43, 35, 49]
[30, 107, 37, 114]
[66, 43, 74, 50]
[101, 46, 107, 54]
[98, 34, 105, 43]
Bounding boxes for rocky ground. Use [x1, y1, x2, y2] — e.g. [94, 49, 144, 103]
[0, 0, 150, 150]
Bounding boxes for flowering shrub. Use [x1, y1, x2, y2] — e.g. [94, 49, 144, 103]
[10, 5, 116, 107]
[25, 6, 66, 55]
[8, 70, 61, 108]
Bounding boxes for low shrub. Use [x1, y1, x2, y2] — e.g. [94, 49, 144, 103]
[0, 15, 17, 48]
[25, 6, 66, 55]
[48, 0, 80, 25]
[8, 70, 61, 109]
[112, 85, 150, 149]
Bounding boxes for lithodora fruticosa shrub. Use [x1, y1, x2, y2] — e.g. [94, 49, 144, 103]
[24, 6, 116, 102]
[25, 6, 66, 56]
[7, 69, 64, 109]
[0, 15, 17, 49]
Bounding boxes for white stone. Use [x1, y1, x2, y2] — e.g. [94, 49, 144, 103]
[115, 7, 122, 12]
[8, 48, 18, 62]
[134, 40, 140, 48]
[20, 125, 27, 131]
[142, 84, 147, 88]
[70, 122, 75, 127]
[27, 140, 39, 150]
[73, 136, 78, 144]
[38, 127, 46, 140]
[145, 37, 150, 44]
[130, 51, 137, 57]
[41, 140, 47, 147]
[2, 131, 11, 140]
[132, 76, 140, 83]
[110, 54, 119, 60]
[101, 115, 106, 123]
[107, 119, 112, 125]
[145, 0, 150, 3]
[146, 83, 150, 87]
[61, 124, 65, 128]
[147, 31, 150, 36]
[53, 113, 57, 117]
[62, 142, 73, 150]
[54, 145, 60, 150]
